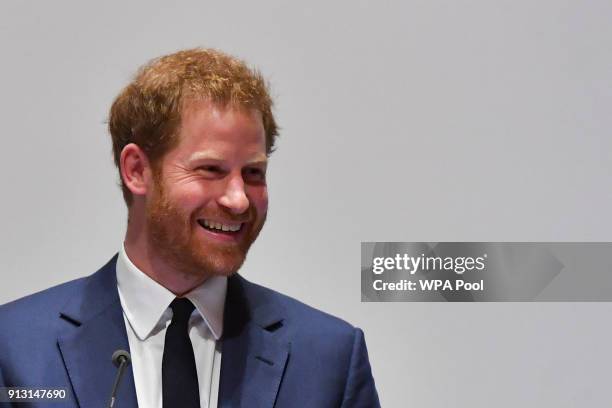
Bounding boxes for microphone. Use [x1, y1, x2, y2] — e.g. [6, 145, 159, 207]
[107, 349, 131, 408]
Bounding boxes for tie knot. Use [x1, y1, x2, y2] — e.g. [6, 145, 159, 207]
[170, 298, 195, 323]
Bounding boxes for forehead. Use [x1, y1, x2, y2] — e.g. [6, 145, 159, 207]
[171, 100, 266, 161]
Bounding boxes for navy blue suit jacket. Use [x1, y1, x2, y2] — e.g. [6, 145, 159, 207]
[0, 256, 380, 407]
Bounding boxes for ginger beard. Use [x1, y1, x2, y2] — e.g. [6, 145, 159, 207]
[145, 173, 266, 279]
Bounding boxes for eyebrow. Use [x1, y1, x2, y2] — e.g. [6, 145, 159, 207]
[188, 151, 223, 162]
[187, 151, 267, 165]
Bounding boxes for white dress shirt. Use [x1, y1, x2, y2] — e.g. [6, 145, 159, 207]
[116, 245, 227, 408]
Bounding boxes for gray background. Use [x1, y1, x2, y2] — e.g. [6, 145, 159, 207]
[1, 1, 611, 407]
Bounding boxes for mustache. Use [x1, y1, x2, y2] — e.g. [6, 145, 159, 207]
[195, 210, 254, 224]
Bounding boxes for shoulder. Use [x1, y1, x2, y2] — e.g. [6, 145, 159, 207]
[0, 255, 118, 330]
[0, 277, 87, 337]
[0, 277, 87, 322]
[0, 276, 88, 378]
[233, 274, 358, 344]
[233, 276, 380, 405]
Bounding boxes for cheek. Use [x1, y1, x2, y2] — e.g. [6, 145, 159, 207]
[248, 186, 268, 214]
[168, 183, 214, 210]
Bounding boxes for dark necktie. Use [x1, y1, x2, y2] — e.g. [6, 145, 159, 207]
[162, 297, 200, 408]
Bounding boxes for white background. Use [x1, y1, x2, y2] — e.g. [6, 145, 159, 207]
[1, 1, 612, 406]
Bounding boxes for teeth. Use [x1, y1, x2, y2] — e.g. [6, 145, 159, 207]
[201, 219, 241, 232]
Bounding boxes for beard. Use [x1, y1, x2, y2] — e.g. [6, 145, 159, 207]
[144, 177, 265, 279]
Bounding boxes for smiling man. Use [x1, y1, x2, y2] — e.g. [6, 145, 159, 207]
[121, 101, 269, 294]
[0, 49, 380, 408]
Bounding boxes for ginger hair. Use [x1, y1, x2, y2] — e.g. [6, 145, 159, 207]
[108, 48, 278, 205]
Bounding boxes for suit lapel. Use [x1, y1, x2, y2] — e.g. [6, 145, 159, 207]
[218, 275, 289, 408]
[57, 256, 138, 408]
[55, 258, 289, 408]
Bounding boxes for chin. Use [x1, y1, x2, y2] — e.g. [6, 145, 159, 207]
[192, 248, 247, 277]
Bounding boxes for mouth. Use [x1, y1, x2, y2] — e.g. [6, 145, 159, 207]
[197, 218, 245, 239]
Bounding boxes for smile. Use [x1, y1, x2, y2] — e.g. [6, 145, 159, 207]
[198, 219, 243, 233]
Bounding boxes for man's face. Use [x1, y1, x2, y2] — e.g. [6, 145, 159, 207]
[145, 101, 268, 278]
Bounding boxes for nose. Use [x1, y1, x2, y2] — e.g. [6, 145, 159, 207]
[217, 174, 250, 215]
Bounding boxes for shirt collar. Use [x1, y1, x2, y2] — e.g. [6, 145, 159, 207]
[116, 244, 227, 341]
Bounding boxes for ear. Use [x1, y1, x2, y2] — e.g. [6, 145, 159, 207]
[120, 143, 154, 197]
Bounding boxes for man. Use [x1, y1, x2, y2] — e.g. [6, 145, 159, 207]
[0, 49, 380, 407]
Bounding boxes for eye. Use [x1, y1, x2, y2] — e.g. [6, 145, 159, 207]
[243, 167, 266, 183]
[197, 165, 224, 176]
